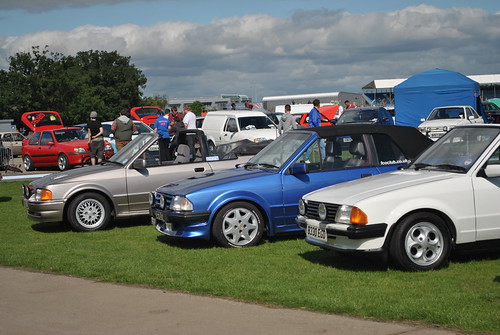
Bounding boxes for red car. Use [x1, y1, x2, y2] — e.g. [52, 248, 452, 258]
[293, 105, 340, 127]
[21, 111, 64, 132]
[130, 106, 162, 127]
[22, 127, 114, 171]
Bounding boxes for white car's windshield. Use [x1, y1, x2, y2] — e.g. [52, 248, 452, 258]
[246, 131, 312, 170]
[412, 127, 500, 172]
[109, 133, 157, 165]
[238, 116, 275, 130]
[428, 107, 465, 120]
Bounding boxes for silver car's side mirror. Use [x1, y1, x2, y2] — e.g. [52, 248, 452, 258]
[132, 158, 147, 169]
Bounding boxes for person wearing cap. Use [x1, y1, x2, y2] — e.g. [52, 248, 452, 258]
[87, 111, 104, 165]
[153, 109, 172, 161]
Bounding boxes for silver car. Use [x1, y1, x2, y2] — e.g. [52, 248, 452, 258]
[22, 130, 253, 232]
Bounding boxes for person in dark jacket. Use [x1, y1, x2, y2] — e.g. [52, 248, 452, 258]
[111, 109, 137, 151]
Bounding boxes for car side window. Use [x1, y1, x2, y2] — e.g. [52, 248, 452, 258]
[371, 134, 409, 165]
[28, 133, 40, 145]
[40, 132, 54, 145]
[224, 118, 237, 132]
[486, 147, 500, 166]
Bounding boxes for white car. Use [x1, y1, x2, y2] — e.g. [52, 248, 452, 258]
[297, 124, 500, 271]
[418, 105, 484, 140]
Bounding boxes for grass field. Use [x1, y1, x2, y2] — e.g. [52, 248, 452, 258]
[1, 181, 499, 334]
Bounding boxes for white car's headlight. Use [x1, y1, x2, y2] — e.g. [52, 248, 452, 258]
[443, 126, 449, 132]
[253, 137, 267, 143]
[298, 199, 306, 215]
[318, 203, 327, 220]
[73, 147, 86, 154]
[170, 196, 193, 211]
[335, 205, 368, 225]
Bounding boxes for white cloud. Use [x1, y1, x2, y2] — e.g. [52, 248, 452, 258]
[1, 4, 499, 100]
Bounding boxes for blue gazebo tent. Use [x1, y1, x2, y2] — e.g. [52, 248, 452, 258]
[394, 68, 486, 127]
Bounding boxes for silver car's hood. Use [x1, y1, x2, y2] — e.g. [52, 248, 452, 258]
[29, 163, 122, 188]
[304, 169, 459, 205]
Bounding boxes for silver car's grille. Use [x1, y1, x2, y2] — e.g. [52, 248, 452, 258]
[306, 201, 339, 222]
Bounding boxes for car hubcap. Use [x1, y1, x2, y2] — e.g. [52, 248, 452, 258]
[76, 199, 105, 228]
[404, 222, 444, 266]
[222, 208, 259, 246]
[58, 157, 66, 169]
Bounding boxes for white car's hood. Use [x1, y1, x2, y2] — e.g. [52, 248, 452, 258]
[418, 119, 468, 128]
[238, 128, 279, 140]
[304, 169, 458, 205]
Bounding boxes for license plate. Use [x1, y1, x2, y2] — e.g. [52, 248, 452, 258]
[306, 224, 327, 242]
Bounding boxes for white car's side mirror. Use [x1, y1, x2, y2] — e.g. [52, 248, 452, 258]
[484, 164, 500, 178]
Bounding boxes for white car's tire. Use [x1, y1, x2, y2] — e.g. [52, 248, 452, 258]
[390, 212, 452, 271]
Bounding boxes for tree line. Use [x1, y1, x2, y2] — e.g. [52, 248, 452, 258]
[0, 46, 167, 128]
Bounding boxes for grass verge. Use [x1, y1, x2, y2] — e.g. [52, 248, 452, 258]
[1, 181, 499, 334]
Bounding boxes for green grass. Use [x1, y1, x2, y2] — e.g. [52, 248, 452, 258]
[1, 181, 499, 334]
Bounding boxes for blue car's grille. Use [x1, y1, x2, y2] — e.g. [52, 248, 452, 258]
[306, 201, 339, 222]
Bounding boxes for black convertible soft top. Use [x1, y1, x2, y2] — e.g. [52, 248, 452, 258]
[299, 125, 433, 160]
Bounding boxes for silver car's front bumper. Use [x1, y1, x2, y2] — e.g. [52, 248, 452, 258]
[23, 197, 65, 223]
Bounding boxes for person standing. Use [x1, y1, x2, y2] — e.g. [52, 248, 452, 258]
[308, 99, 321, 128]
[183, 104, 197, 129]
[111, 109, 136, 151]
[153, 109, 172, 161]
[278, 104, 297, 134]
[87, 111, 104, 165]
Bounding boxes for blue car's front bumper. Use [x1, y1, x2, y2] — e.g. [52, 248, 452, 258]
[150, 208, 212, 239]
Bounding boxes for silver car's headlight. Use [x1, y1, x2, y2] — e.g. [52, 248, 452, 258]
[149, 192, 155, 206]
[170, 196, 193, 211]
[35, 188, 53, 201]
[298, 199, 306, 215]
[443, 126, 449, 132]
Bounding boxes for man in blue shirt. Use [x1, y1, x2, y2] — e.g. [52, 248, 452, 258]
[153, 109, 172, 161]
[308, 99, 321, 128]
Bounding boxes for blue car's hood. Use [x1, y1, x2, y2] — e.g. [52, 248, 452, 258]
[156, 168, 273, 195]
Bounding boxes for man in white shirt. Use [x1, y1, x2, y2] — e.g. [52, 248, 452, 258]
[183, 104, 197, 129]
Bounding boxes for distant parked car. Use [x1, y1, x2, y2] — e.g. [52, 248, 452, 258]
[292, 105, 339, 128]
[482, 101, 500, 124]
[0, 132, 26, 157]
[298, 124, 500, 271]
[335, 107, 394, 126]
[418, 105, 484, 140]
[150, 125, 432, 248]
[22, 127, 114, 171]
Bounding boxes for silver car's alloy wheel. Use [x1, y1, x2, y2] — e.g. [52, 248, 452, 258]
[75, 198, 105, 229]
[404, 222, 444, 267]
[212, 202, 264, 248]
[67, 192, 111, 232]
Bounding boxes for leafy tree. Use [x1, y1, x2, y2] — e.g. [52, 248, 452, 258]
[140, 94, 168, 109]
[0, 46, 147, 127]
[190, 101, 205, 116]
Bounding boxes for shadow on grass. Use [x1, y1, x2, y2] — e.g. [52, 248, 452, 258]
[0, 196, 12, 202]
[31, 222, 72, 233]
[300, 249, 390, 272]
[451, 250, 500, 265]
[156, 235, 217, 250]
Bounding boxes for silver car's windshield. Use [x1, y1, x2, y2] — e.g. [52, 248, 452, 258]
[246, 131, 312, 170]
[109, 133, 157, 165]
[412, 127, 500, 172]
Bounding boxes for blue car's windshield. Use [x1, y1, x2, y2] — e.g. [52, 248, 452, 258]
[247, 131, 312, 170]
[412, 127, 500, 173]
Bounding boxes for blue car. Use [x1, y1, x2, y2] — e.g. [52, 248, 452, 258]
[336, 107, 394, 125]
[150, 125, 431, 247]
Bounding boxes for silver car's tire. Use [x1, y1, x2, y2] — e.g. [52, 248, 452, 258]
[23, 155, 34, 171]
[212, 202, 264, 248]
[67, 192, 111, 232]
[390, 212, 451, 271]
[58, 153, 69, 171]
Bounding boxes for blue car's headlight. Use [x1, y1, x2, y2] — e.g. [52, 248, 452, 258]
[170, 196, 193, 211]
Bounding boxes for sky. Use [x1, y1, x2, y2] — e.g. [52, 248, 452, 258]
[1, 0, 499, 102]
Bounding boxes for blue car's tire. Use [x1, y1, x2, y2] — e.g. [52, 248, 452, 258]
[212, 201, 264, 248]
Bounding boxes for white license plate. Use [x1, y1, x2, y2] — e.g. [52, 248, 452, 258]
[306, 224, 327, 242]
